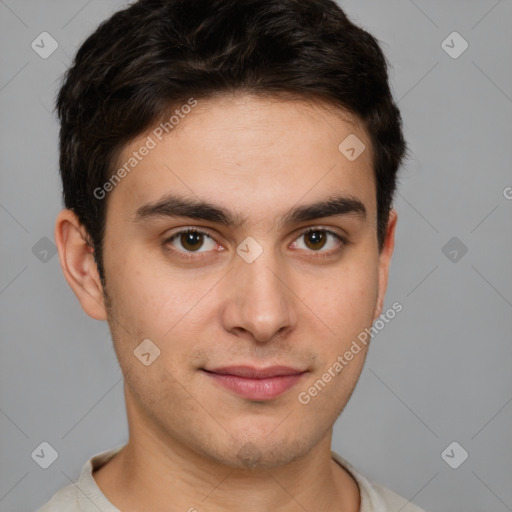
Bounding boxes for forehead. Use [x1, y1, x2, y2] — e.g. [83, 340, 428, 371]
[106, 93, 376, 224]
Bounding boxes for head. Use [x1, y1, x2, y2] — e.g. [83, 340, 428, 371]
[55, 0, 407, 470]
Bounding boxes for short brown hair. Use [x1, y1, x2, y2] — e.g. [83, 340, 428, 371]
[56, 0, 408, 283]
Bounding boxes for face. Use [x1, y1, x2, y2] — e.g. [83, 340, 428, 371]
[65, 94, 396, 470]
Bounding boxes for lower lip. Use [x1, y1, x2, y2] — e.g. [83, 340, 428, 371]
[204, 371, 306, 400]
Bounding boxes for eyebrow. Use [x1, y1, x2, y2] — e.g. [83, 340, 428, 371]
[134, 193, 367, 229]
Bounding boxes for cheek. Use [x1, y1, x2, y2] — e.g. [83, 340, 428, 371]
[104, 255, 222, 384]
[304, 259, 379, 342]
[295, 266, 378, 414]
[104, 251, 204, 338]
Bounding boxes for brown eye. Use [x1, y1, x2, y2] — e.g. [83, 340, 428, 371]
[304, 230, 327, 250]
[179, 231, 204, 251]
[291, 228, 345, 255]
[165, 229, 217, 254]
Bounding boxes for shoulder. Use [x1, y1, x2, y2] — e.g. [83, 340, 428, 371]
[370, 481, 427, 511]
[35, 445, 124, 512]
[36, 483, 78, 511]
[331, 450, 428, 512]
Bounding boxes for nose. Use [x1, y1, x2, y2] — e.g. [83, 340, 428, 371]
[220, 247, 297, 344]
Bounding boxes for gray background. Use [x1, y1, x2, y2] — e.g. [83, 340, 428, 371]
[1, 1, 511, 511]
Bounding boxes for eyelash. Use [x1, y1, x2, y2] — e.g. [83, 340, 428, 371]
[163, 227, 347, 260]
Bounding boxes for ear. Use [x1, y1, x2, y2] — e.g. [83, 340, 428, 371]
[373, 208, 397, 320]
[54, 209, 108, 321]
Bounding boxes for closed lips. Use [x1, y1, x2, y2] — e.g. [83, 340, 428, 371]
[203, 366, 307, 379]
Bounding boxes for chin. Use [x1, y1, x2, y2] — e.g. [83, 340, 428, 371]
[200, 430, 315, 471]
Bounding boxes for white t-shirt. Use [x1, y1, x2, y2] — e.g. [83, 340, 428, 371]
[37, 445, 427, 511]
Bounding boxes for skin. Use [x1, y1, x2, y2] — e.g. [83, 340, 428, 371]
[55, 93, 397, 512]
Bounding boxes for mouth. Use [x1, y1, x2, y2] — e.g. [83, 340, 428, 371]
[202, 366, 308, 401]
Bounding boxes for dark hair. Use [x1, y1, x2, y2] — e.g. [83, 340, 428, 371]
[56, 0, 407, 284]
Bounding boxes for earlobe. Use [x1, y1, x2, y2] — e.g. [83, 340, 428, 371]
[373, 208, 397, 320]
[54, 209, 108, 321]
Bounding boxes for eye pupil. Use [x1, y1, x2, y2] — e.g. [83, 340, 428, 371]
[305, 230, 326, 250]
[181, 231, 203, 251]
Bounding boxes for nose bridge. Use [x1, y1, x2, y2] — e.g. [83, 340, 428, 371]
[223, 240, 296, 342]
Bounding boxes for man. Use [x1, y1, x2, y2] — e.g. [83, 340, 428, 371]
[38, 0, 426, 510]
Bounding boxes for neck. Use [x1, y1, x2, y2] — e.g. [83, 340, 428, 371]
[94, 436, 360, 512]
[93, 390, 360, 512]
